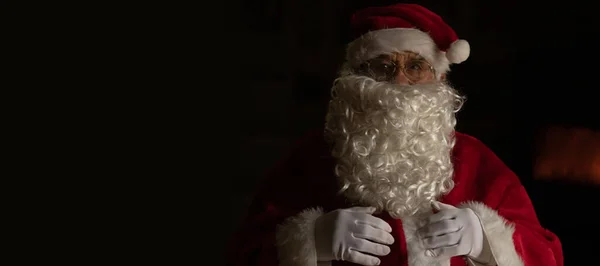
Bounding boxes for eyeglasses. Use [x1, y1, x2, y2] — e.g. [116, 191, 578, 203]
[357, 55, 436, 83]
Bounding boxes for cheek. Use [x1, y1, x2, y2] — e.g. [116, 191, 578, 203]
[423, 71, 438, 82]
[412, 72, 439, 85]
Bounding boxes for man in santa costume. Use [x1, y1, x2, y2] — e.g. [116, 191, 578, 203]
[227, 3, 563, 266]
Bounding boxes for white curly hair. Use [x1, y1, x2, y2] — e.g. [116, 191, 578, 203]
[324, 70, 465, 218]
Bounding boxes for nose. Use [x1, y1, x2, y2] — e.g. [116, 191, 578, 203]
[393, 70, 411, 85]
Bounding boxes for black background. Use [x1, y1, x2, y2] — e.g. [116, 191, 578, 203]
[4, 1, 598, 264]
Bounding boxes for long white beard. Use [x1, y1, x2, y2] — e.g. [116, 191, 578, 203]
[324, 75, 464, 218]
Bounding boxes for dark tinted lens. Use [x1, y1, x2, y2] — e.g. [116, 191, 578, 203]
[365, 59, 396, 81]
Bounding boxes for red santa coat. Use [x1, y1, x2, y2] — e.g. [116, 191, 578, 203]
[227, 131, 563, 266]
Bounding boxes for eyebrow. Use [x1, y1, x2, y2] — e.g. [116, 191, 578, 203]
[403, 53, 426, 61]
[412, 55, 426, 61]
[384, 52, 426, 61]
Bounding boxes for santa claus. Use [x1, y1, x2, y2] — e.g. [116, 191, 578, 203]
[227, 3, 563, 266]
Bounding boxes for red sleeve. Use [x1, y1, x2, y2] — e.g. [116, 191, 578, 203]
[456, 134, 564, 266]
[495, 183, 564, 266]
[226, 131, 336, 266]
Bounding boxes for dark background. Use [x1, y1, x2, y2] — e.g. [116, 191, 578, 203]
[223, 1, 600, 265]
[6, 1, 596, 264]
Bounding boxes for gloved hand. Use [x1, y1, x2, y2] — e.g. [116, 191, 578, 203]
[314, 206, 395, 266]
[417, 201, 485, 260]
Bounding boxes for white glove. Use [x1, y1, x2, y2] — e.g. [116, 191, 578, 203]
[314, 206, 395, 266]
[417, 201, 485, 260]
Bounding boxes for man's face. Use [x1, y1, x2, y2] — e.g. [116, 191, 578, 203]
[356, 52, 442, 85]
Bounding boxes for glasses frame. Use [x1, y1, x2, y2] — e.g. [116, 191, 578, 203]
[356, 55, 437, 83]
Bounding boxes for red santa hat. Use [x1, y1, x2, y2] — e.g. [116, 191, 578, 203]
[345, 3, 470, 75]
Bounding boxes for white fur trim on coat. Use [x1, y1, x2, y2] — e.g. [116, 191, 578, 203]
[345, 28, 451, 75]
[460, 202, 525, 266]
[275, 207, 327, 266]
[402, 217, 451, 266]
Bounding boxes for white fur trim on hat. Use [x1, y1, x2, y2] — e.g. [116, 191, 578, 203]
[346, 28, 453, 75]
[446, 39, 470, 64]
